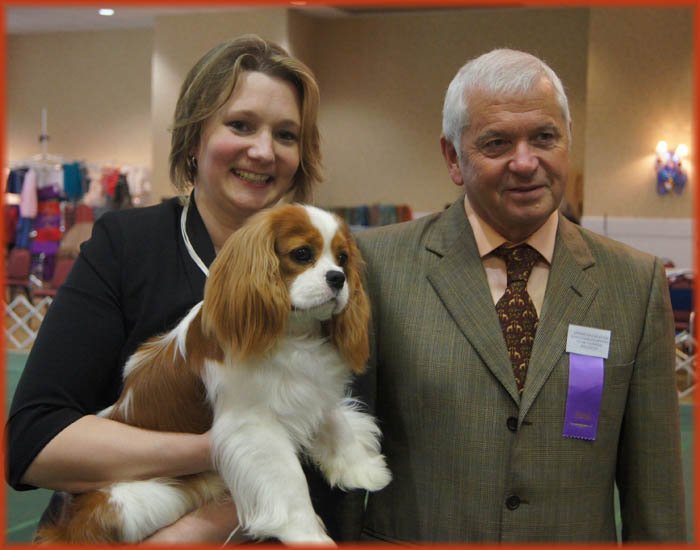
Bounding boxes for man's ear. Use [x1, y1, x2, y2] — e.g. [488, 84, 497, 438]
[440, 135, 464, 187]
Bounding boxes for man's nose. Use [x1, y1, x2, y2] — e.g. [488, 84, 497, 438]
[508, 141, 539, 175]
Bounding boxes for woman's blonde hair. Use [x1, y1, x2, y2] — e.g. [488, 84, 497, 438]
[169, 34, 322, 202]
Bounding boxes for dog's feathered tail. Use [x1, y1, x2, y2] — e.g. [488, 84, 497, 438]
[34, 473, 229, 544]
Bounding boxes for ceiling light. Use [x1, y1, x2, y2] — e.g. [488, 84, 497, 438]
[98, 9, 115, 16]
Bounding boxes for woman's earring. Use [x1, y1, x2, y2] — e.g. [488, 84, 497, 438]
[187, 156, 198, 180]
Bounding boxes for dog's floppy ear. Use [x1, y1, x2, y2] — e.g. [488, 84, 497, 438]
[202, 210, 290, 360]
[329, 224, 370, 374]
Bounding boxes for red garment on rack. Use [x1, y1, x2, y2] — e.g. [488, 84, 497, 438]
[34, 227, 63, 242]
[102, 168, 121, 198]
[37, 201, 60, 216]
[75, 203, 94, 223]
[4, 205, 19, 246]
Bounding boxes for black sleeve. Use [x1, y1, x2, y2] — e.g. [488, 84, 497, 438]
[6, 215, 128, 490]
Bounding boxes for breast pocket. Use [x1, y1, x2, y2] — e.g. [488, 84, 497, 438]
[605, 359, 634, 388]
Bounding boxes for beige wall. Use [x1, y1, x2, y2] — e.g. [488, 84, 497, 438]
[6, 6, 694, 220]
[306, 8, 589, 213]
[584, 7, 694, 218]
[7, 29, 152, 166]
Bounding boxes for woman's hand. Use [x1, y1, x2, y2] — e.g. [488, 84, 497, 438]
[144, 498, 242, 544]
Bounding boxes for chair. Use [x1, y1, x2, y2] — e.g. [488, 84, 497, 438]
[669, 274, 694, 332]
[5, 248, 32, 300]
[669, 272, 696, 398]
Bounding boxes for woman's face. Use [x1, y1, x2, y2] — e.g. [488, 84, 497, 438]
[194, 70, 301, 228]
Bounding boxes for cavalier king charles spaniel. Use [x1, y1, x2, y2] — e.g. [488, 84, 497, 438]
[36, 204, 391, 544]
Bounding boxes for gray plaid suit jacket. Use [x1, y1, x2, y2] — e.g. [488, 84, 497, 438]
[346, 198, 685, 542]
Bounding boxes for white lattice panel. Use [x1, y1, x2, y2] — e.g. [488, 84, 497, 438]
[4, 294, 52, 350]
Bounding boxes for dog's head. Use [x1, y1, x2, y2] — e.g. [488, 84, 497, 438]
[201, 204, 370, 373]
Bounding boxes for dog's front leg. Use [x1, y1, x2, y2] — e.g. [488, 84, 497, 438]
[309, 399, 392, 492]
[211, 411, 334, 545]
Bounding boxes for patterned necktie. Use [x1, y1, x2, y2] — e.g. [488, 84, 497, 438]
[493, 244, 541, 393]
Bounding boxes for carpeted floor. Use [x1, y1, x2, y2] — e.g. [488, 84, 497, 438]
[4, 351, 695, 543]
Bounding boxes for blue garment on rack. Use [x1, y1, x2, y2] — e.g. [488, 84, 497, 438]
[7, 168, 28, 194]
[15, 217, 33, 249]
[63, 162, 84, 200]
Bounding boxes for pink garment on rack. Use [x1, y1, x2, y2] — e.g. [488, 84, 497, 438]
[19, 169, 38, 218]
[83, 178, 106, 208]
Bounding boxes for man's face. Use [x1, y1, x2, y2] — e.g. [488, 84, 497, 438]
[443, 78, 569, 243]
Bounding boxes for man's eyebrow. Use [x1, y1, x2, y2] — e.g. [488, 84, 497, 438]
[475, 129, 506, 145]
[534, 123, 562, 134]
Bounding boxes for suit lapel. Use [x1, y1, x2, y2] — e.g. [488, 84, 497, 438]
[519, 217, 599, 420]
[425, 200, 521, 404]
[425, 206, 600, 411]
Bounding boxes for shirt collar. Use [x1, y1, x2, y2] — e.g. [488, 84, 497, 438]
[463, 194, 558, 264]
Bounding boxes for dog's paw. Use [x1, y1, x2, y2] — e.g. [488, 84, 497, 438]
[274, 522, 335, 546]
[326, 454, 392, 492]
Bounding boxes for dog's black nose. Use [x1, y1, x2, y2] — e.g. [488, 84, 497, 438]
[326, 270, 346, 291]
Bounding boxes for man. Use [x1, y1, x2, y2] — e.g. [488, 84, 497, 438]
[336, 49, 686, 542]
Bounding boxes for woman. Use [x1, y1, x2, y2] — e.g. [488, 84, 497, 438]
[7, 34, 322, 543]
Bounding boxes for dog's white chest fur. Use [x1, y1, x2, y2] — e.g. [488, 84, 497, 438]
[199, 333, 390, 544]
[204, 335, 351, 452]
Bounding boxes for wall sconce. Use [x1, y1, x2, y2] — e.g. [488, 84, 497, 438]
[655, 141, 688, 195]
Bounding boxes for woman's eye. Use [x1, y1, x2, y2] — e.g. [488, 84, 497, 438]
[228, 120, 250, 133]
[291, 247, 313, 264]
[277, 130, 299, 143]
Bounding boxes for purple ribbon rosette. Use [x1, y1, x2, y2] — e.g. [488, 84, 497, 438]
[562, 325, 610, 441]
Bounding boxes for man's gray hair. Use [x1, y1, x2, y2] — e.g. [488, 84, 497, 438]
[442, 48, 571, 150]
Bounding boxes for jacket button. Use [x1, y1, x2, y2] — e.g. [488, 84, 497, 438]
[506, 417, 518, 432]
[506, 495, 521, 510]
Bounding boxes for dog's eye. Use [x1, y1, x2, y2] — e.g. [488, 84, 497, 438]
[337, 252, 348, 267]
[291, 246, 314, 264]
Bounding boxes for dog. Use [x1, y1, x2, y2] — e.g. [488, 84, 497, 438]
[35, 203, 391, 544]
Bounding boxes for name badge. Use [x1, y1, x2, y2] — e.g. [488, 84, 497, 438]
[562, 325, 607, 441]
[566, 324, 611, 359]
